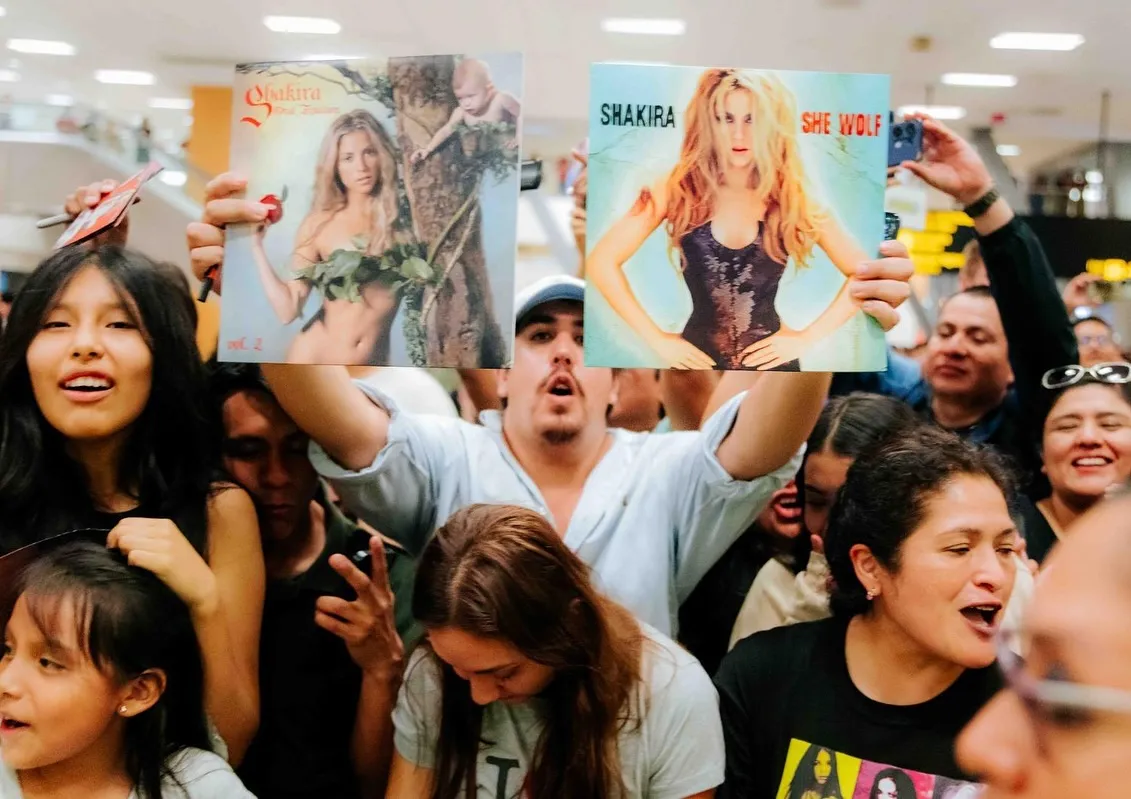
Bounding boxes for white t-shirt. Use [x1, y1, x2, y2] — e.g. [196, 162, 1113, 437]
[393, 625, 725, 799]
[0, 747, 256, 798]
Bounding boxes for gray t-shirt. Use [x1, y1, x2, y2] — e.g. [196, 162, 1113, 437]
[393, 624, 725, 799]
[0, 746, 256, 798]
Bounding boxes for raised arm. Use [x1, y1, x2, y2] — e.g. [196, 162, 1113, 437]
[724, 245, 914, 478]
[187, 173, 391, 472]
[587, 179, 715, 369]
[251, 215, 316, 324]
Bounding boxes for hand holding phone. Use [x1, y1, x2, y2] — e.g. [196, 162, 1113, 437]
[888, 117, 924, 169]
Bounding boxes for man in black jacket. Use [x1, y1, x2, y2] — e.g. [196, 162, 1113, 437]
[832, 116, 1077, 497]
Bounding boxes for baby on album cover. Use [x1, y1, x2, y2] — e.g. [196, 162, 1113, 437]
[584, 64, 891, 372]
[219, 53, 523, 368]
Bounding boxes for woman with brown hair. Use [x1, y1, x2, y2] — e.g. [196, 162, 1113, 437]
[386, 504, 724, 799]
[251, 109, 404, 364]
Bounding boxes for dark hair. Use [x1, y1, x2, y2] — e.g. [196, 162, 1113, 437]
[0, 246, 220, 552]
[206, 361, 273, 412]
[1, 291, 14, 304]
[825, 425, 1014, 618]
[806, 393, 920, 461]
[798, 393, 920, 530]
[786, 743, 844, 799]
[870, 767, 916, 799]
[412, 504, 643, 799]
[1, 541, 210, 798]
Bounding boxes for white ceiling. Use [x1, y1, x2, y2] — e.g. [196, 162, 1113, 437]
[1, 0, 1126, 172]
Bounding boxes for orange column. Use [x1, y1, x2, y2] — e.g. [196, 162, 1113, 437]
[185, 86, 233, 203]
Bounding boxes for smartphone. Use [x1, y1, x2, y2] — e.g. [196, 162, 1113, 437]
[888, 117, 924, 168]
[884, 212, 901, 241]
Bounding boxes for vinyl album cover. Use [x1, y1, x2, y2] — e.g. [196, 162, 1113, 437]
[584, 64, 890, 372]
[220, 54, 522, 367]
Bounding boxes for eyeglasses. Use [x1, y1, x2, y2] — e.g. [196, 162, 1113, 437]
[1078, 334, 1117, 348]
[997, 634, 1131, 720]
[1041, 362, 1131, 390]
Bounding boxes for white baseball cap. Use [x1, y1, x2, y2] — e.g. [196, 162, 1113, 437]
[514, 274, 585, 326]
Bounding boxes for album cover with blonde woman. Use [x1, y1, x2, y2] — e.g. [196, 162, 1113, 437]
[220, 55, 523, 367]
[584, 64, 890, 372]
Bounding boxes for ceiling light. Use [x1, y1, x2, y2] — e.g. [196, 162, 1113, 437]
[897, 104, 967, 121]
[1086, 170, 1104, 184]
[45, 94, 74, 107]
[941, 73, 1018, 88]
[0, 7, 6, 16]
[7, 39, 75, 56]
[263, 16, 341, 34]
[95, 70, 155, 85]
[990, 32, 1084, 51]
[601, 18, 686, 35]
[149, 97, 193, 110]
[159, 171, 187, 187]
[996, 144, 1021, 157]
[0, 69, 17, 82]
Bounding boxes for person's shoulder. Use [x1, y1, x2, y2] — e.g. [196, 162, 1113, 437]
[205, 483, 256, 524]
[719, 618, 837, 687]
[162, 747, 252, 797]
[638, 625, 717, 711]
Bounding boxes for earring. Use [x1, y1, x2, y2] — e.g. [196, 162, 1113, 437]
[865, 588, 877, 601]
[118, 705, 128, 716]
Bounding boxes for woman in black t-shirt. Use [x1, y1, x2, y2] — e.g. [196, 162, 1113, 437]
[0, 245, 264, 763]
[716, 425, 1018, 799]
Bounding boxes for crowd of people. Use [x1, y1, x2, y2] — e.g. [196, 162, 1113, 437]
[0, 113, 1129, 799]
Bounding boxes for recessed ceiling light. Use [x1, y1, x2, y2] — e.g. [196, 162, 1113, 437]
[159, 170, 188, 187]
[263, 16, 341, 34]
[898, 104, 967, 121]
[95, 70, 155, 85]
[601, 18, 686, 35]
[990, 32, 1084, 51]
[149, 97, 193, 110]
[7, 39, 75, 56]
[996, 144, 1021, 157]
[45, 94, 74, 107]
[0, 69, 17, 82]
[942, 73, 1018, 88]
[0, 7, 6, 17]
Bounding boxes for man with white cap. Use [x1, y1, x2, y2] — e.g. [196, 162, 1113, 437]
[188, 172, 914, 635]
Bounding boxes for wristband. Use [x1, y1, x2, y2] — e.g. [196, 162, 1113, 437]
[963, 187, 1000, 219]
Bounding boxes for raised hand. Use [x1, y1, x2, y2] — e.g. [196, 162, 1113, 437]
[315, 535, 404, 678]
[899, 116, 993, 206]
[64, 180, 129, 247]
[186, 172, 272, 296]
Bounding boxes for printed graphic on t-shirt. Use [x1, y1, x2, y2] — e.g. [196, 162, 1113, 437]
[775, 738, 982, 799]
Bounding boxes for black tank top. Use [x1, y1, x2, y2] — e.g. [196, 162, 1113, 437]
[679, 222, 798, 371]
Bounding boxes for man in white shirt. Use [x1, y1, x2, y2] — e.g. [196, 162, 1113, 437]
[188, 172, 913, 634]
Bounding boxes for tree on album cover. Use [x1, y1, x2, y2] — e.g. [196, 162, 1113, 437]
[231, 57, 515, 368]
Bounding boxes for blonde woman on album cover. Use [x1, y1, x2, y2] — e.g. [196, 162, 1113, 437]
[251, 109, 404, 365]
[588, 68, 874, 371]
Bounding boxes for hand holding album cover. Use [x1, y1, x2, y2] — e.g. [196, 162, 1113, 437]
[220, 54, 523, 367]
[584, 65, 890, 372]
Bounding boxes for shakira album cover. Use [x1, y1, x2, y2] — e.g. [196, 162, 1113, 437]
[220, 54, 523, 367]
[584, 64, 890, 372]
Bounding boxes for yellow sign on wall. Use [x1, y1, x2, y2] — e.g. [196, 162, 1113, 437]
[897, 210, 975, 275]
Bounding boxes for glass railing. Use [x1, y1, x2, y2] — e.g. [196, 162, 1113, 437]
[0, 100, 213, 206]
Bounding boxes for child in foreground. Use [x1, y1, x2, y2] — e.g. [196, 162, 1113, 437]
[0, 542, 255, 798]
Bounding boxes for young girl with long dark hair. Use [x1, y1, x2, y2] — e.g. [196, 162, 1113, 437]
[0, 246, 264, 763]
[0, 541, 255, 797]
[387, 503, 724, 799]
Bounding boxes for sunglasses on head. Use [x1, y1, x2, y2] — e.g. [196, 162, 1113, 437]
[1041, 362, 1131, 390]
